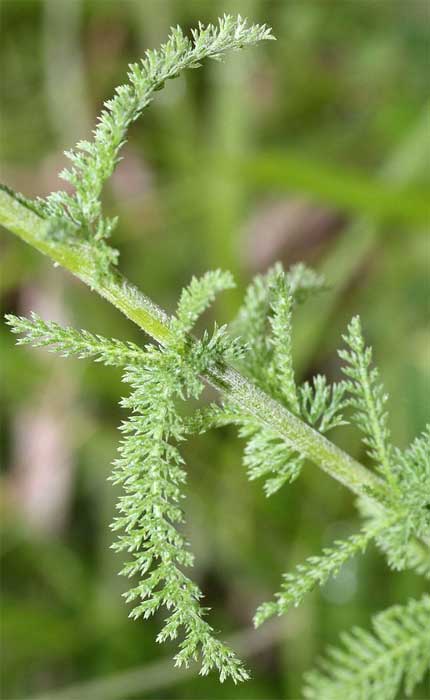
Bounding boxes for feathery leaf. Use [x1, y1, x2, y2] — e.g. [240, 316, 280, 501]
[241, 422, 303, 497]
[112, 352, 248, 682]
[268, 271, 300, 412]
[38, 16, 273, 242]
[254, 523, 386, 627]
[339, 317, 396, 486]
[232, 263, 325, 391]
[303, 595, 430, 700]
[174, 269, 235, 335]
[299, 375, 348, 433]
[5, 312, 144, 367]
[284, 262, 326, 303]
[357, 425, 430, 572]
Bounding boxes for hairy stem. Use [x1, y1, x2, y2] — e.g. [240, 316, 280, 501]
[5, 189, 430, 564]
[1, 187, 382, 501]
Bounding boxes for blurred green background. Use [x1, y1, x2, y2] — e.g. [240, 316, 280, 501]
[1, 1, 429, 698]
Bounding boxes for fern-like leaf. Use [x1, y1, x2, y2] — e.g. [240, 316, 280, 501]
[303, 595, 430, 700]
[254, 523, 386, 627]
[5, 312, 144, 367]
[339, 317, 396, 486]
[5, 271, 254, 682]
[227, 263, 339, 497]
[231, 264, 279, 387]
[39, 16, 273, 241]
[357, 425, 430, 572]
[174, 269, 235, 335]
[112, 351, 248, 683]
[268, 271, 300, 412]
[241, 422, 304, 497]
[299, 375, 347, 433]
[233, 263, 325, 391]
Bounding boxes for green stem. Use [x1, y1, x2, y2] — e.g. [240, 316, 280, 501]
[5, 189, 430, 565]
[210, 365, 377, 496]
[1, 187, 381, 501]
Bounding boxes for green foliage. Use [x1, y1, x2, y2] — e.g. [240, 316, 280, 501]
[5, 312, 144, 367]
[232, 262, 325, 392]
[339, 316, 395, 485]
[173, 269, 235, 335]
[284, 262, 327, 304]
[16, 15, 272, 282]
[3, 19, 275, 679]
[244, 292, 429, 648]
[2, 10, 429, 696]
[358, 425, 430, 574]
[254, 525, 383, 627]
[299, 375, 347, 434]
[113, 354, 247, 683]
[337, 321, 430, 573]
[303, 595, 430, 700]
[246, 313, 429, 697]
[7, 271, 249, 683]
[37, 15, 273, 244]
[241, 422, 304, 497]
[5, 249, 430, 693]
[225, 264, 345, 498]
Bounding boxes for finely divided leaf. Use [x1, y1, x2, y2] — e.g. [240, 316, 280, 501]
[5, 312, 144, 367]
[303, 595, 430, 700]
[174, 269, 235, 334]
[299, 375, 347, 434]
[254, 526, 380, 627]
[112, 353, 248, 683]
[39, 15, 274, 242]
[268, 271, 300, 412]
[242, 423, 303, 497]
[339, 316, 395, 485]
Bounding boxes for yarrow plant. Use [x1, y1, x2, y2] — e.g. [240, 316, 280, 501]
[1, 15, 429, 696]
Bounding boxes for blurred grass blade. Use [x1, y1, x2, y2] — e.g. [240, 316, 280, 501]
[240, 150, 429, 225]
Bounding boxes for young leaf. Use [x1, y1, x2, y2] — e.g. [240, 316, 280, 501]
[112, 353, 248, 683]
[254, 524, 385, 627]
[358, 425, 430, 573]
[232, 262, 324, 393]
[241, 422, 303, 497]
[268, 271, 300, 412]
[174, 269, 235, 335]
[5, 312, 144, 367]
[303, 595, 430, 700]
[299, 375, 347, 434]
[339, 316, 396, 487]
[38, 15, 274, 242]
